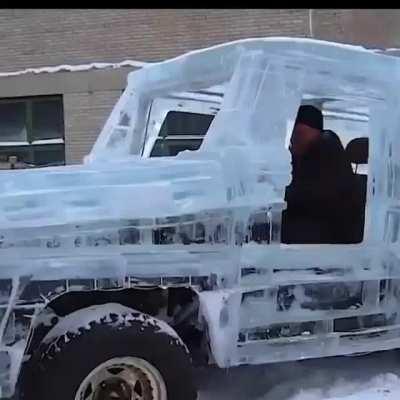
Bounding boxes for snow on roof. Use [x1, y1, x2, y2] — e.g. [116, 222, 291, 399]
[0, 59, 149, 78]
[1, 40, 398, 79]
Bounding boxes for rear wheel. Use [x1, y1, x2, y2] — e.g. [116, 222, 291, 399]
[17, 304, 197, 400]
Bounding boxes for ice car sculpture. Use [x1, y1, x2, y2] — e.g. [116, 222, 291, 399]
[0, 37, 399, 399]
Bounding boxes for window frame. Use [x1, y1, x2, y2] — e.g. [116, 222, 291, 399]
[0, 95, 65, 167]
[143, 97, 219, 158]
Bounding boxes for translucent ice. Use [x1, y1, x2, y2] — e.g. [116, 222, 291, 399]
[1, 38, 400, 394]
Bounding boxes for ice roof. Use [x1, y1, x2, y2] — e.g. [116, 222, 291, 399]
[140, 37, 400, 77]
[128, 37, 400, 110]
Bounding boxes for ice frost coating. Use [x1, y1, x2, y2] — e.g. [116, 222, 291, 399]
[198, 290, 241, 367]
[42, 303, 183, 345]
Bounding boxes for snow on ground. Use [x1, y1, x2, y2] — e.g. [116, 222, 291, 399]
[289, 373, 400, 400]
[197, 350, 400, 400]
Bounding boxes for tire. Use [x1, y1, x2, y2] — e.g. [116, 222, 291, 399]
[17, 304, 197, 400]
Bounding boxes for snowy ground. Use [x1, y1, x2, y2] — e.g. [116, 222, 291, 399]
[197, 350, 400, 400]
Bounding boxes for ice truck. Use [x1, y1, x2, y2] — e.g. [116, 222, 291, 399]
[0, 37, 399, 400]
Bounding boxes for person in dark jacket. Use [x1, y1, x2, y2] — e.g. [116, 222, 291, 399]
[282, 105, 359, 244]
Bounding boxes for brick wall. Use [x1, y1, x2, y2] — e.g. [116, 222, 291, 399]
[64, 89, 123, 163]
[0, 9, 310, 72]
[312, 9, 400, 48]
[2, 9, 400, 73]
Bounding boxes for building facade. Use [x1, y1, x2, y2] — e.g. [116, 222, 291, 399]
[0, 9, 399, 166]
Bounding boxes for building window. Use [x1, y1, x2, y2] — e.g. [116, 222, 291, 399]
[0, 95, 65, 169]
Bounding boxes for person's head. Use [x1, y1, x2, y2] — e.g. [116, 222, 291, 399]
[290, 105, 323, 157]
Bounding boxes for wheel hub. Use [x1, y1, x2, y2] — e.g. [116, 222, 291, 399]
[75, 357, 167, 400]
[94, 377, 134, 400]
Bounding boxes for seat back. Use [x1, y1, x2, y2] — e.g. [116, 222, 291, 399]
[345, 137, 369, 242]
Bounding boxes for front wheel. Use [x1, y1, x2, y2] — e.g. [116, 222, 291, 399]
[17, 304, 197, 400]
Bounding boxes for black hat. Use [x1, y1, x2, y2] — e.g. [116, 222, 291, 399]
[295, 105, 323, 131]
